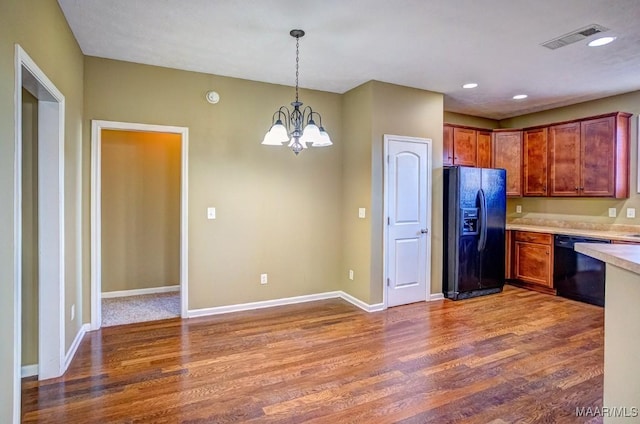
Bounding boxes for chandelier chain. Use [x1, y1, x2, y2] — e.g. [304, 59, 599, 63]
[295, 36, 300, 103]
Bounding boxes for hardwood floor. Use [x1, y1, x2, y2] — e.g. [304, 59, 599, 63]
[22, 285, 604, 423]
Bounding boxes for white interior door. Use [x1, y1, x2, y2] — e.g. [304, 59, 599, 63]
[385, 135, 431, 307]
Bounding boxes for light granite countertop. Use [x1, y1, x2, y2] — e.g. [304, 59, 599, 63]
[574, 243, 640, 275]
[506, 218, 640, 243]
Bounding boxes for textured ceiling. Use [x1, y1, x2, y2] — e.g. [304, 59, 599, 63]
[57, 0, 640, 120]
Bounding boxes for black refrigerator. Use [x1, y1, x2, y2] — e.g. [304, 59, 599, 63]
[443, 166, 507, 300]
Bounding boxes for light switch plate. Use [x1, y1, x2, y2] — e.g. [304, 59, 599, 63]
[207, 207, 216, 220]
[349, 269, 354, 280]
[358, 208, 366, 218]
[608, 208, 617, 218]
[627, 208, 636, 218]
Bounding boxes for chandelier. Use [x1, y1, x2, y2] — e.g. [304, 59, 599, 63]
[261, 29, 333, 155]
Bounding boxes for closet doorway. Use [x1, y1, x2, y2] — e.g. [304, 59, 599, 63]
[91, 121, 189, 329]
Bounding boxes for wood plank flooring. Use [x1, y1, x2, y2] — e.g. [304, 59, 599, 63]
[22, 285, 604, 423]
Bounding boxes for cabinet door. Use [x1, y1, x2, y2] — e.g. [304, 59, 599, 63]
[581, 116, 615, 196]
[514, 241, 552, 287]
[492, 131, 522, 196]
[476, 131, 492, 168]
[443, 125, 453, 165]
[549, 122, 581, 196]
[523, 128, 548, 196]
[453, 128, 477, 166]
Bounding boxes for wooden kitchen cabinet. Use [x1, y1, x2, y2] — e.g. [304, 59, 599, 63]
[511, 231, 555, 294]
[548, 112, 631, 198]
[523, 127, 548, 196]
[443, 125, 453, 165]
[548, 122, 581, 196]
[492, 130, 523, 197]
[443, 124, 478, 167]
[476, 130, 492, 168]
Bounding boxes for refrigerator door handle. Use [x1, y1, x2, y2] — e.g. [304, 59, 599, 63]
[477, 188, 488, 252]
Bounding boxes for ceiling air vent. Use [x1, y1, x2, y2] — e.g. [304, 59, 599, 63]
[541, 24, 609, 50]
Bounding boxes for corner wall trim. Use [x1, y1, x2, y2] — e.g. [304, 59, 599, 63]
[340, 291, 385, 312]
[21, 364, 38, 378]
[101, 285, 180, 299]
[429, 293, 445, 301]
[63, 323, 89, 373]
[187, 291, 385, 318]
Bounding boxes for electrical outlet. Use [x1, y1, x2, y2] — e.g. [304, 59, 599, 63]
[348, 269, 354, 280]
[207, 207, 216, 220]
[358, 208, 366, 218]
[608, 208, 617, 218]
[516, 205, 522, 214]
[627, 208, 636, 218]
[70, 304, 75, 321]
[260, 273, 268, 285]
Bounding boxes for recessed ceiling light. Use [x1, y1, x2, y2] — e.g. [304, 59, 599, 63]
[513, 94, 528, 100]
[462, 83, 478, 89]
[588, 36, 617, 47]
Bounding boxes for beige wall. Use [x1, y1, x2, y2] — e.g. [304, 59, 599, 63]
[84, 57, 344, 309]
[0, 0, 84, 421]
[101, 130, 181, 293]
[21, 89, 38, 366]
[371, 82, 444, 300]
[444, 111, 500, 129]
[341, 82, 374, 302]
[499, 91, 640, 224]
[340, 81, 445, 302]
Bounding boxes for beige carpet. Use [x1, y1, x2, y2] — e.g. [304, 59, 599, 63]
[101, 292, 180, 327]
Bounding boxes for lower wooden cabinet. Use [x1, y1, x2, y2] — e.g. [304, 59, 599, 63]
[508, 231, 555, 294]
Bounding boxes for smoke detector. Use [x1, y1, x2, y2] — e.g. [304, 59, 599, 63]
[541, 24, 609, 50]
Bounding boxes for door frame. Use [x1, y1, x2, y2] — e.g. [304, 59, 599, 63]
[90, 120, 189, 330]
[14, 44, 66, 422]
[382, 134, 433, 309]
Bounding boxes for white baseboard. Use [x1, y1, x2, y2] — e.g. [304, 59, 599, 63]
[340, 291, 385, 312]
[21, 364, 38, 378]
[102, 285, 180, 299]
[187, 291, 343, 318]
[64, 323, 89, 373]
[429, 293, 445, 301]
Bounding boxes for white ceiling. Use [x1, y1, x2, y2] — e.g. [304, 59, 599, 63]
[57, 0, 640, 120]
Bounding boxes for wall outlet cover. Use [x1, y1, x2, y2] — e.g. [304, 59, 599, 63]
[260, 273, 268, 285]
[207, 207, 216, 220]
[516, 205, 522, 214]
[627, 208, 636, 218]
[608, 208, 617, 218]
[358, 208, 366, 218]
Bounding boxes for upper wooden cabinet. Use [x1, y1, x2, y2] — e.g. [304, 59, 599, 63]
[523, 128, 548, 196]
[443, 125, 453, 165]
[443, 125, 477, 166]
[548, 122, 581, 196]
[492, 130, 523, 197]
[548, 112, 631, 198]
[476, 131, 492, 168]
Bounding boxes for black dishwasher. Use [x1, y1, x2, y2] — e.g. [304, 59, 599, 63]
[553, 235, 610, 306]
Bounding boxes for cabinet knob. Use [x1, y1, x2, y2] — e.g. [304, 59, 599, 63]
[575, 187, 579, 191]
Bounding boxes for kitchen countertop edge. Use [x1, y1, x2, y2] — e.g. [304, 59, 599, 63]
[574, 243, 640, 275]
[506, 223, 640, 242]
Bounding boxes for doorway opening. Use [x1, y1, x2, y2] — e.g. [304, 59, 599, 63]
[91, 121, 189, 329]
[14, 44, 67, 422]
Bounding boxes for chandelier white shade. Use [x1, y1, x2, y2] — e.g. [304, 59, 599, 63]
[261, 29, 333, 155]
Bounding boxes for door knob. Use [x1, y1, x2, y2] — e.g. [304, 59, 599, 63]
[421, 229, 429, 234]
